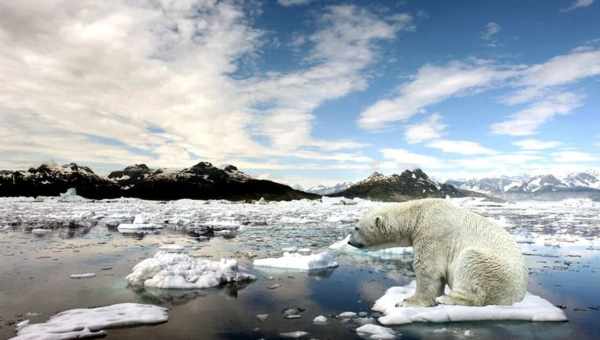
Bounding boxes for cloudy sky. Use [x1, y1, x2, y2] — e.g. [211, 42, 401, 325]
[0, 0, 599, 187]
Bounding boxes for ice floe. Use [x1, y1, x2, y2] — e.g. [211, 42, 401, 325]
[127, 251, 255, 289]
[313, 315, 327, 324]
[372, 281, 568, 325]
[117, 215, 163, 234]
[329, 235, 413, 260]
[69, 273, 96, 279]
[31, 228, 51, 236]
[253, 251, 338, 271]
[279, 331, 309, 338]
[356, 324, 397, 339]
[11, 303, 168, 340]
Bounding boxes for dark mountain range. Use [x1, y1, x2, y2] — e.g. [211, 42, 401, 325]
[0, 162, 318, 201]
[330, 169, 489, 202]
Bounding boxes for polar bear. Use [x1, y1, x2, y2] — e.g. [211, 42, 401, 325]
[349, 198, 528, 307]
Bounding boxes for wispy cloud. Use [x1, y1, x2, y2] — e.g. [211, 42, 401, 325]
[278, 0, 314, 7]
[561, 0, 594, 12]
[505, 46, 600, 104]
[0, 1, 406, 171]
[481, 22, 501, 46]
[404, 114, 446, 144]
[358, 61, 516, 130]
[513, 139, 562, 150]
[426, 139, 497, 155]
[491, 92, 584, 136]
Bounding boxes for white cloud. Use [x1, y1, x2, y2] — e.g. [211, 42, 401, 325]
[405, 114, 446, 144]
[481, 22, 501, 41]
[561, 0, 594, 12]
[0, 2, 397, 171]
[278, 0, 314, 7]
[513, 139, 562, 150]
[426, 139, 497, 155]
[491, 92, 583, 136]
[358, 61, 516, 130]
[552, 151, 596, 163]
[505, 47, 600, 104]
[380, 148, 444, 170]
[246, 5, 412, 151]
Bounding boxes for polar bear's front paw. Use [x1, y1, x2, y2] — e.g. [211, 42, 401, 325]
[435, 295, 459, 305]
[398, 295, 436, 307]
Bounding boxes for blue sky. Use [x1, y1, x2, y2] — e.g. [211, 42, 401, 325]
[0, 0, 599, 187]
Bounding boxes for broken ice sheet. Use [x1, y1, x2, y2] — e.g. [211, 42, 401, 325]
[11, 303, 168, 340]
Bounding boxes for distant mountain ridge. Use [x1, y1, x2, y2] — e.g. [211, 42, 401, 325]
[447, 171, 600, 201]
[304, 181, 354, 195]
[329, 169, 488, 202]
[0, 162, 318, 201]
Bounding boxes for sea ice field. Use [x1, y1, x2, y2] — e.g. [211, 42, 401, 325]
[1, 195, 599, 339]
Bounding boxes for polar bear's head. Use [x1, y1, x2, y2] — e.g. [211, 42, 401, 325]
[348, 208, 412, 249]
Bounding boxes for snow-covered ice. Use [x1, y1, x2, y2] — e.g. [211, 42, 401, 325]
[253, 251, 338, 271]
[356, 324, 397, 340]
[372, 281, 567, 325]
[11, 303, 168, 340]
[127, 251, 255, 289]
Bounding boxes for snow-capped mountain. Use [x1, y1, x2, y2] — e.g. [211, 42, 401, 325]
[0, 162, 318, 201]
[304, 182, 354, 195]
[330, 169, 486, 202]
[447, 171, 600, 201]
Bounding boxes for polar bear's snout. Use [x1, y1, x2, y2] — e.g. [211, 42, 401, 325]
[348, 227, 366, 248]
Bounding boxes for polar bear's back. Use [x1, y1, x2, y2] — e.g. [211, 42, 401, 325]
[409, 199, 519, 249]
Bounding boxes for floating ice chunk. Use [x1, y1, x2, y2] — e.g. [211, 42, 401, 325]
[279, 331, 309, 338]
[11, 303, 168, 340]
[253, 252, 338, 271]
[338, 311, 357, 318]
[16, 320, 29, 330]
[329, 235, 412, 260]
[117, 215, 162, 234]
[127, 251, 255, 289]
[356, 324, 397, 339]
[31, 228, 51, 236]
[159, 244, 186, 253]
[58, 188, 87, 202]
[313, 315, 327, 324]
[372, 281, 568, 325]
[69, 273, 96, 279]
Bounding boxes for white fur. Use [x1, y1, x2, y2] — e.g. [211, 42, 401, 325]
[349, 199, 528, 307]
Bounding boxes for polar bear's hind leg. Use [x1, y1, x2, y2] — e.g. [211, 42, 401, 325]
[437, 248, 511, 306]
